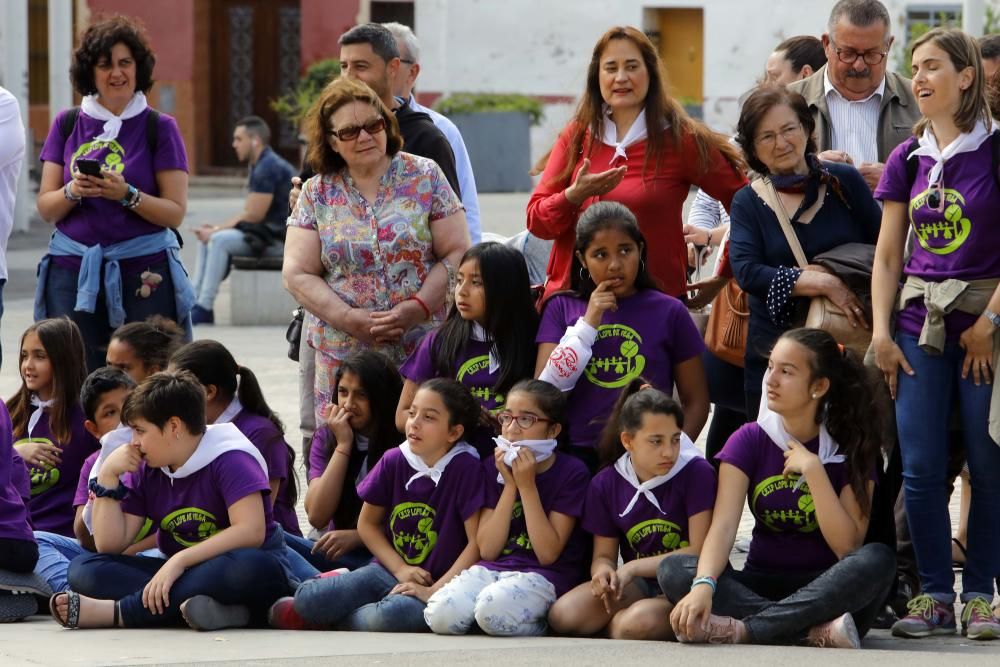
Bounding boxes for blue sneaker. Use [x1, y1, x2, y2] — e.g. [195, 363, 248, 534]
[190, 305, 214, 325]
[891, 594, 956, 638]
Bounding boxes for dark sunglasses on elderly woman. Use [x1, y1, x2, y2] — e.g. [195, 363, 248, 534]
[327, 117, 386, 142]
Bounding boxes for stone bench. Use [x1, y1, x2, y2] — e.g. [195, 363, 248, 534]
[229, 255, 299, 326]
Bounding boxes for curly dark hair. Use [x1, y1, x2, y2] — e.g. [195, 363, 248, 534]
[70, 15, 156, 96]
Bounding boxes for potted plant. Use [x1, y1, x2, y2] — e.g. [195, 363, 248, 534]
[272, 59, 342, 124]
[434, 93, 544, 192]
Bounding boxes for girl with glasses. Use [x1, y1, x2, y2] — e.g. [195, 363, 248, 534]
[397, 243, 539, 455]
[423, 379, 590, 636]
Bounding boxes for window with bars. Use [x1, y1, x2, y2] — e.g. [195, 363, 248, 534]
[905, 5, 963, 44]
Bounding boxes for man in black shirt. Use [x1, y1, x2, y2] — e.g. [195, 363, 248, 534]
[335, 23, 461, 197]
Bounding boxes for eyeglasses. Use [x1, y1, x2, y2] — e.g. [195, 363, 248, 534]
[497, 412, 554, 429]
[754, 123, 803, 148]
[327, 117, 386, 142]
[830, 39, 888, 66]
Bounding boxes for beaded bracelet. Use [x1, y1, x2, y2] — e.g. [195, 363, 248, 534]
[691, 575, 717, 595]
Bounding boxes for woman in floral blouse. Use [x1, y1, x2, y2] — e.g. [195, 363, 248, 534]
[284, 77, 470, 426]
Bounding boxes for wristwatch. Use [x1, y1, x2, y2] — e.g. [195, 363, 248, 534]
[985, 309, 1000, 329]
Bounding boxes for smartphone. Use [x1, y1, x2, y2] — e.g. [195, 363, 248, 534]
[75, 158, 104, 178]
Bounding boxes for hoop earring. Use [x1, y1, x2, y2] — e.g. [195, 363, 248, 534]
[579, 266, 590, 282]
[639, 259, 645, 275]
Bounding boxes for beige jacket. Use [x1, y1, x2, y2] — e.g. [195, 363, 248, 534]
[787, 65, 922, 163]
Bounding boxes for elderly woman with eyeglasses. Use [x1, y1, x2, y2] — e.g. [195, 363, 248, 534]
[283, 77, 470, 427]
[728, 86, 881, 416]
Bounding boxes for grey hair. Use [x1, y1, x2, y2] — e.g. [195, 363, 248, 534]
[338, 23, 400, 62]
[828, 0, 891, 37]
[382, 22, 420, 63]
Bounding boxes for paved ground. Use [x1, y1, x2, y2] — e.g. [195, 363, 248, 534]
[0, 187, 992, 665]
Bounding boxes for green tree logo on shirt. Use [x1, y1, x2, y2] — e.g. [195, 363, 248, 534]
[389, 502, 438, 564]
[750, 474, 819, 533]
[456, 355, 504, 411]
[908, 188, 971, 255]
[585, 324, 646, 388]
[625, 518, 688, 556]
[70, 139, 127, 175]
[16, 437, 61, 496]
[160, 507, 219, 548]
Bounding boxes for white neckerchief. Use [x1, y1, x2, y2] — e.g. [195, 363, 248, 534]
[160, 422, 268, 481]
[492, 436, 558, 484]
[83, 424, 136, 533]
[470, 323, 500, 375]
[614, 433, 703, 517]
[27, 395, 56, 439]
[909, 120, 996, 188]
[399, 440, 478, 489]
[80, 92, 149, 142]
[601, 105, 649, 165]
[756, 377, 845, 490]
[213, 396, 243, 425]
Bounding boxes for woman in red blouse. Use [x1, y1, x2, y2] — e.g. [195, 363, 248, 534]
[528, 26, 746, 301]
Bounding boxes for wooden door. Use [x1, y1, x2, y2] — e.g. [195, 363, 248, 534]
[210, 0, 301, 169]
[657, 9, 704, 105]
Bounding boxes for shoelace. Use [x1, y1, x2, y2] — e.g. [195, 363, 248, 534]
[962, 597, 993, 623]
[906, 594, 936, 619]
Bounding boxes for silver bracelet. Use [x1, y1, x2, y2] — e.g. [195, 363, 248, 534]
[63, 182, 82, 202]
[984, 309, 1000, 329]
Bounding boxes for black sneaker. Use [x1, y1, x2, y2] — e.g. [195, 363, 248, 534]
[190, 305, 214, 325]
[872, 604, 898, 629]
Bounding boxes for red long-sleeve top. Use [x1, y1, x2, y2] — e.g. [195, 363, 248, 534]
[527, 125, 746, 300]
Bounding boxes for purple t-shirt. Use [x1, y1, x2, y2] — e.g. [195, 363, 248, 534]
[400, 331, 506, 412]
[39, 107, 189, 249]
[476, 453, 590, 595]
[73, 450, 98, 508]
[875, 137, 1000, 340]
[537, 290, 705, 448]
[0, 403, 33, 542]
[122, 449, 274, 558]
[17, 403, 99, 537]
[716, 423, 850, 573]
[358, 446, 486, 580]
[231, 410, 301, 537]
[584, 457, 717, 575]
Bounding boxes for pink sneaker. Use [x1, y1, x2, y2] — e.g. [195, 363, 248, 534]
[677, 614, 748, 644]
[314, 567, 350, 580]
[807, 612, 861, 649]
[267, 596, 325, 631]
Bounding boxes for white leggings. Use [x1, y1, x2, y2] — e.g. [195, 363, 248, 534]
[423, 565, 557, 636]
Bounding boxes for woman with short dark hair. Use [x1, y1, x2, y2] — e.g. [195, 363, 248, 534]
[35, 15, 192, 372]
[728, 85, 881, 416]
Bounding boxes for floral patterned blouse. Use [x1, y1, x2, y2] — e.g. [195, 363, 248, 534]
[288, 151, 463, 363]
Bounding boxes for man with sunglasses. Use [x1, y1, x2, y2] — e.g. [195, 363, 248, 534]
[787, 0, 920, 191]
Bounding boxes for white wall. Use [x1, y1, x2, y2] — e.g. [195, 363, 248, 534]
[415, 0, 992, 162]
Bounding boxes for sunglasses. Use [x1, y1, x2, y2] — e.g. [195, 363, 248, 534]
[327, 117, 386, 142]
[497, 412, 554, 429]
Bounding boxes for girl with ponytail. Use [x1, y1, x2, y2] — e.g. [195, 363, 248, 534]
[660, 328, 894, 649]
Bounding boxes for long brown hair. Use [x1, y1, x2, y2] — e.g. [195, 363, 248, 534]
[7, 318, 88, 443]
[546, 26, 744, 186]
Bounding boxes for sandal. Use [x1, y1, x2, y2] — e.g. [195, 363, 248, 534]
[49, 591, 80, 629]
[952, 537, 967, 569]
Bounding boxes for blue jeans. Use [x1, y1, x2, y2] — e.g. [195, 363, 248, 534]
[34, 531, 87, 593]
[895, 333, 1000, 602]
[192, 229, 282, 310]
[283, 541, 321, 583]
[293, 561, 429, 631]
[284, 532, 372, 573]
[68, 547, 291, 627]
[43, 259, 185, 372]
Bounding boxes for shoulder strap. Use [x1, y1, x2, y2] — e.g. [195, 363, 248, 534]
[60, 107, 81, 141]
[145, 109, 160, 154]
[751, 178, 809, 268]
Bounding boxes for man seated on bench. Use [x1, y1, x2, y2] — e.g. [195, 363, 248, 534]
[190, 115, 296, 325]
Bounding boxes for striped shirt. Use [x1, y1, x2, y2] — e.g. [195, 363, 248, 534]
[824, 71, 885, 165]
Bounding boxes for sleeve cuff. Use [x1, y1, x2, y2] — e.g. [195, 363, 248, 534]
[766, 266, 803, 327]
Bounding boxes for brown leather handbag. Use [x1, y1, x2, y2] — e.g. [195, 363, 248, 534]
[704, 277, 749, 367]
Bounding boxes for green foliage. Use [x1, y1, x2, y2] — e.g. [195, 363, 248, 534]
[434, 93, 544, 126]
[271, 59, 341, 123]
[987, 4, 1000, 34]
[896, 12, 961, 75]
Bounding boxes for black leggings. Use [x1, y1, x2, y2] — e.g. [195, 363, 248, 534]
[0, 538, 39, 574]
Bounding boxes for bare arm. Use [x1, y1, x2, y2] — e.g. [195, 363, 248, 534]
[357, 502, 408, 576]
[799, 458, 872, 558]
[215, 192, 273, 228]
[476, 484, 518, 561]
[304, 445, 353, 529]
[871, 200, 913, 398]
[421, 210, 471, 311]
[72, 505, 97, 552]
[674, 355, 710, 441]
[519, 486, 576, 566]
[534, 343, 557, 377]
[394, 380, 419, 434]
[691, 463, 748, 579]
[37, 162, 80, 224]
